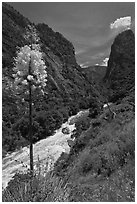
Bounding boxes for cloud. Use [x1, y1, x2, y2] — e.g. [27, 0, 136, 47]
[99, 57, 109, 66]
[76, 44, 111, 67]
[110, 16, 131, 31]
[75, 49, 86, 55]
[80, 56, 109, 68]
[80, 62, 90, 68]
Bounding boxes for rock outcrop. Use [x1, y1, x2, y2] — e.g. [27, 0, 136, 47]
[104, 29, 135, 101]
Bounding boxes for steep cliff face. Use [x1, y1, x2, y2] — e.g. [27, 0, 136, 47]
[104, 30, 135, 101]
[36, 23, 77, 66]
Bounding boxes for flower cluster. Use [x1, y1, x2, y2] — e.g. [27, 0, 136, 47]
[2, 76, 13, 91]
[24, 24, 40, 43]
[13, 44, 47, 95]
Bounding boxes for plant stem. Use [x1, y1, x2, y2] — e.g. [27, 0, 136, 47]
[29, 61, 33, 177]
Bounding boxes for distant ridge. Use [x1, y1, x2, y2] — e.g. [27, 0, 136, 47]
[82, 65, 107, 84]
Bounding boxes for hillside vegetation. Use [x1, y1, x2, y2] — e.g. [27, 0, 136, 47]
[54, 101, 135, 201]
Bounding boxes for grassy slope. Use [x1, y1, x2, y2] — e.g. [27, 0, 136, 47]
[54, 99, 135, 202]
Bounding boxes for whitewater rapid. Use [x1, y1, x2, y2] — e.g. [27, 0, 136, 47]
[2, 109, 89, 189]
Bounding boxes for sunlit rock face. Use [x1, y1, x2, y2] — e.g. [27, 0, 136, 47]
[104, 29, 135, 101]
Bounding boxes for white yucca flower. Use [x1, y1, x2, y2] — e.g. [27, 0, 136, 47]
[22, 80, 28, 85]
[32, 84, 36, 91]
[27, 75, 34, 81]
[13, 44, 47, 94]
[12, 24, 48, 111]
[24, 24, 40, 43]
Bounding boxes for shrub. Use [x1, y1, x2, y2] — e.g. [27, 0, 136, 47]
[71, 116, 91, 139]
[68, 101, 79, 116]
[2, 172, 70, 202]
[2, 156, 71, 202]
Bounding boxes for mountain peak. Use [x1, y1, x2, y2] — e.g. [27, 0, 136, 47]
[104, 29, 135, 101]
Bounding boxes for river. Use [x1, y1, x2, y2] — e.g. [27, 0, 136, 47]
[2, 109, 89, 189]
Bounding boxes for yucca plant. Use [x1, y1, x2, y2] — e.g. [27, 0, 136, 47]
[12, 24, 47, 176]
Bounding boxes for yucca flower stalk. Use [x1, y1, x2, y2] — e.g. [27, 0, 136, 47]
[12, 25, 47, 177]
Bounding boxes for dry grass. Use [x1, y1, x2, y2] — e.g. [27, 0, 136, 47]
[64, 115, 135, 202]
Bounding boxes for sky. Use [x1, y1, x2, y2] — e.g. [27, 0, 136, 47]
[8, 2, 135, 67]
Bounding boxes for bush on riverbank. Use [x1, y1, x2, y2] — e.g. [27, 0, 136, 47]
[2, 171, 70, 202]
